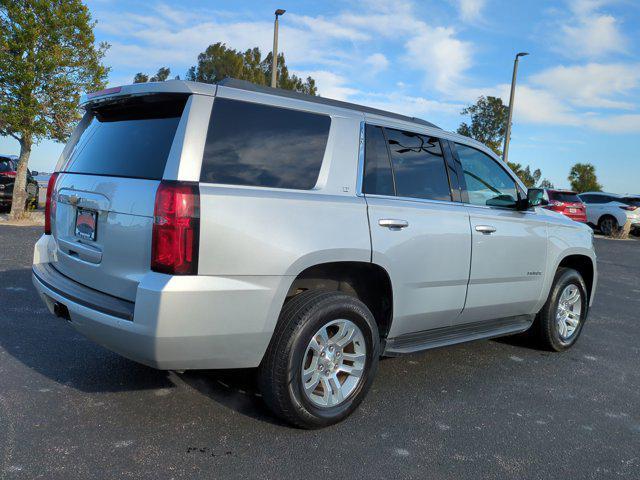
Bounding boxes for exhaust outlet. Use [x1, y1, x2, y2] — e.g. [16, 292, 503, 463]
[53, 302, 71, 321]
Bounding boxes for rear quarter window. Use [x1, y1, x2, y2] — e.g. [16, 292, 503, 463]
[60, 95, 187, 180]
[200, 98, 331, 190]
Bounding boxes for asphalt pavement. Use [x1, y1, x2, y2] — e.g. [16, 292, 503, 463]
[0, 226, 638, 479]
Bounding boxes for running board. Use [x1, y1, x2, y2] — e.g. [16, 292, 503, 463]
[383, 315, 535, 356]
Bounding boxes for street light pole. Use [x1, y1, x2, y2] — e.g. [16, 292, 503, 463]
[502, 52, 529, 164]
[271, 9, 286, 88]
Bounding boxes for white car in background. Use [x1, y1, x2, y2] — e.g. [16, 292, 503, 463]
[579, 192, 640, 235]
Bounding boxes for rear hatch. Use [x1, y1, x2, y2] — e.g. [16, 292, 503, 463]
[50, 94, 188, 301]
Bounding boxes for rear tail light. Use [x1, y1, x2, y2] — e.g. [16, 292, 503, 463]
[44, 172, 59, 235]
[621, 205, 638, 211]
[151, 181, 200, 275]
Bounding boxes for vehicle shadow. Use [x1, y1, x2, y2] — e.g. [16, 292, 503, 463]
[0, 267, 175, 393]
[178, 369, 289, 427]
[0, 267, 286, 425]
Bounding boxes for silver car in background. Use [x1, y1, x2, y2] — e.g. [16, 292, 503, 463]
[32, 79, 597, 428]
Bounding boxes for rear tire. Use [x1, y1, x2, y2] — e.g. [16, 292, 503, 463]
[531, 268, 588, 351]
[259, 290, 380, 429]
[598, 215, 618, 236]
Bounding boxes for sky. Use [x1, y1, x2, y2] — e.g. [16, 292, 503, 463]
[2, 0, 639, 193]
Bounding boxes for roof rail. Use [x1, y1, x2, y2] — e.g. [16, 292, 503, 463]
[217, 78, 440, 129]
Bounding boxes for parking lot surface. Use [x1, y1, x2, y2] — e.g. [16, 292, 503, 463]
[0, 226, 638, 479]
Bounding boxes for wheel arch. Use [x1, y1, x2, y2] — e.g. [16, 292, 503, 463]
[557, 254, 596, 302]
[283, 261, 394, 340]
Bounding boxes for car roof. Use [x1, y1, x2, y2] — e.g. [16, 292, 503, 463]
[580, 192, 622, 197]
[547, 189, 578, 194]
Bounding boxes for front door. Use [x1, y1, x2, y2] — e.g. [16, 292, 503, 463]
[450, 142, 547, 324]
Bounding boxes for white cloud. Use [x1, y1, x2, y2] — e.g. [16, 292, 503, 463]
[296, 71, 360, 101]
[405, 26, 472, 92]
[453, 0, 487, 23]
[531, 63, 640, 110]
[365, 53, 389, 73]
[558, 0, 628, 58]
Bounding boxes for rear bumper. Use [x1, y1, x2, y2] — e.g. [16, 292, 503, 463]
[32, 235, 290, 370]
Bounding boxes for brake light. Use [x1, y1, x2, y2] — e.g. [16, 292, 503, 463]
[621, 205, 638, 211]
[44, 173, 59, 235]
[151, 181, 200, 275]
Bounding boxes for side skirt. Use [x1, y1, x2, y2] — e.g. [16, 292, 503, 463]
[383, 314, 535, 356]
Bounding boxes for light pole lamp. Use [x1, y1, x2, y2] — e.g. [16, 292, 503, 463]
[502, 52, 529, 164]
[271, 9, 286, 88]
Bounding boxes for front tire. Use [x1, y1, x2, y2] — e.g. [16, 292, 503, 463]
[259, 290, 380, 429]
[532, 268, 588, 351]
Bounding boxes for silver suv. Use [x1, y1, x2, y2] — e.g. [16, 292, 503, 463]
[32, 79, 597, 428]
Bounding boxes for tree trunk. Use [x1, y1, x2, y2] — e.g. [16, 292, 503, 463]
[9, 136, 32, 221]
[611, 218, 632, 240]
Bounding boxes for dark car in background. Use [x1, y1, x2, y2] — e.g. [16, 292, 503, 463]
[0, 155, 40, 210]
[539, 189, 587, 223]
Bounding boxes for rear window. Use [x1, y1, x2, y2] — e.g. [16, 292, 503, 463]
[548, 191, 580, 203]
[622, 197, 640, 206]
[200, 98, 331, 190]
[60, 95, 187, 179]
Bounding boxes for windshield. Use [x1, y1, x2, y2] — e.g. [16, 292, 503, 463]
[0, 159, 15, 173]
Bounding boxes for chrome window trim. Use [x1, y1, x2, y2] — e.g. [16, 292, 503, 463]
[356, 121, 365, 197]
[364, 193, 464, 208]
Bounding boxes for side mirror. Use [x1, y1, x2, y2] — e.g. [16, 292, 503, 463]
[31, 170, 39, 177]
[526, 188, 546, 208]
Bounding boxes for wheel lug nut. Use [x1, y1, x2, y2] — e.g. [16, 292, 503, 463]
[319, 365, 324, 371]
[321, 352, 325, 357]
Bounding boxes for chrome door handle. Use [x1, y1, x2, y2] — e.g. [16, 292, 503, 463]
[379, 219, 409, 229]
[475, 225, 496, 234]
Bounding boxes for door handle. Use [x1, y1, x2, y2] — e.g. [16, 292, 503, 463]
[379, 219, 409, 229]
[475, 225, 497, 234]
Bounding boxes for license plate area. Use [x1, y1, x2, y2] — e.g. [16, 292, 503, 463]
[75, 208, 98, 241]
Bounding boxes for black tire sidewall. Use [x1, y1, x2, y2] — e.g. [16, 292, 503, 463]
[599, 216, 617, 235]
[286, 296, 379, 427]
[546, 269, 588, 349]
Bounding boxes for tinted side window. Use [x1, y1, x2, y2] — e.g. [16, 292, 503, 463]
[201, 98, 330, 190]
[587, 195, 606, 204]
[455, 143, 518, 208]
[363, 125, 394, 196]
[385, 128, 451, 201]
[579, 194, 592, 203]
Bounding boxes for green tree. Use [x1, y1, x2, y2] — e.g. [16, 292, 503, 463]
[458, 96, 550, 188]
[568, 163, 602, 193]
[150, 67, 170, 82]
[539, 178, 555, 189]
[457, 96, 508, 156]
[507, 162, 541, 188]
[0, 0, 108, 219]
[133, 72, 149, 83]
[186, 42, 317, 95]
[133, 67, 171, 83]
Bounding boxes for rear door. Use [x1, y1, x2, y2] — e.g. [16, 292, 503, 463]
[363, 124, 471, 337]
[450, 142, 547, 323]
[50, 94, 190, 301]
